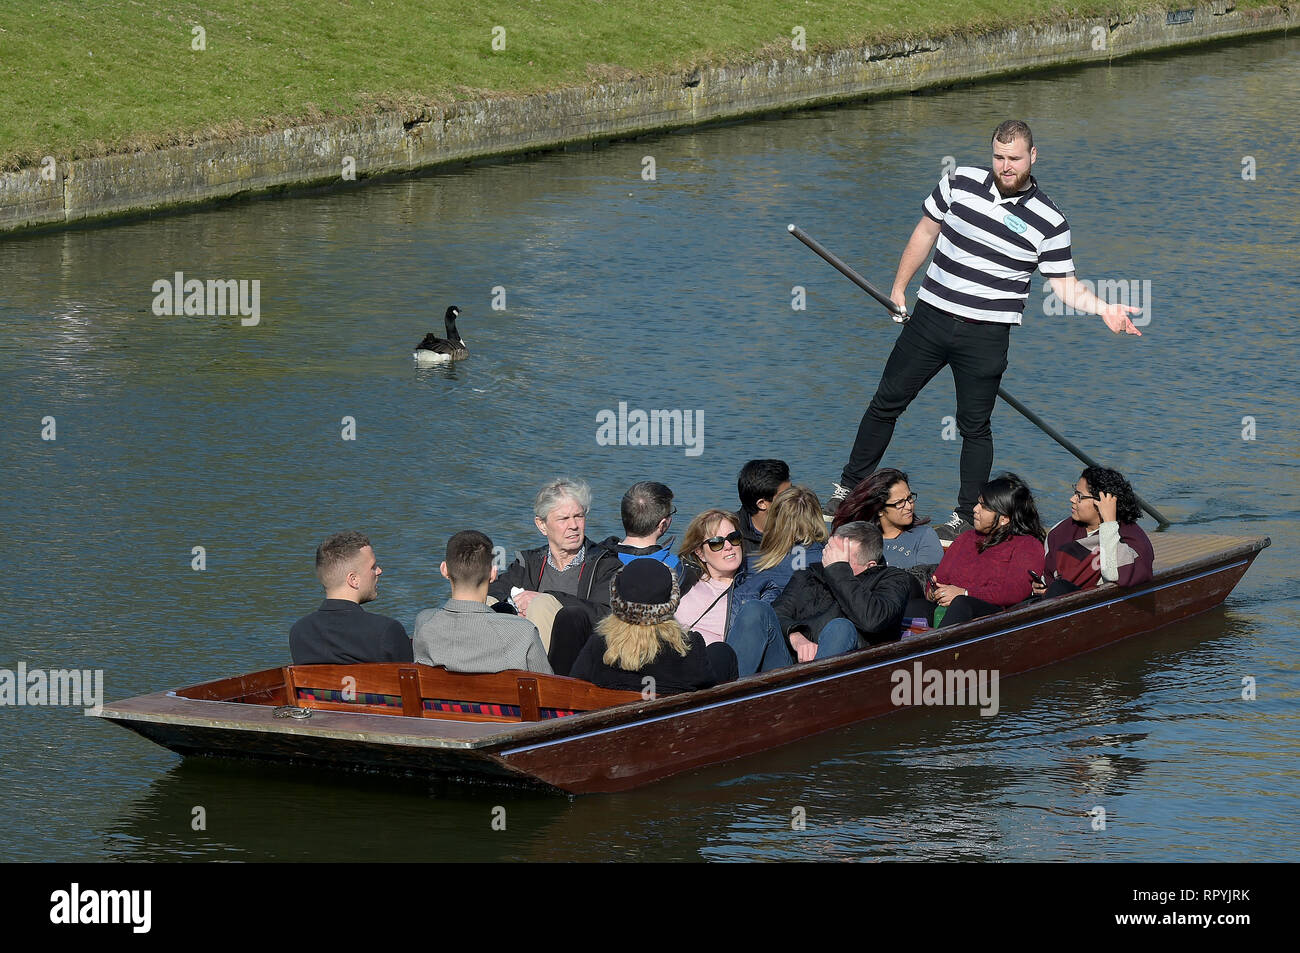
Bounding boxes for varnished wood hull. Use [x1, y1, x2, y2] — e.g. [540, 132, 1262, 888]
[97, 533, 1268, 794]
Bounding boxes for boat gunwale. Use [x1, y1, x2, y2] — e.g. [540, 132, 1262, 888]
[96, 533, 1270, 752]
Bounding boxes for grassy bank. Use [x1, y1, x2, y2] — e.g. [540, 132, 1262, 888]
[0, 1, 1276, 170]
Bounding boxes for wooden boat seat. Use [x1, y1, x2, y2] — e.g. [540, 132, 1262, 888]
[279, 663, 642, 723]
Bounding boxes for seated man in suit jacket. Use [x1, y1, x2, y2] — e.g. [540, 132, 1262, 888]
[289, 531, 414, 664]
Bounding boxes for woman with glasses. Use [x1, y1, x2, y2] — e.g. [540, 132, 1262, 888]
[1035, 467, 1154, 598]
[918, 472, 1046, 628]
[831, 468, 943, 573]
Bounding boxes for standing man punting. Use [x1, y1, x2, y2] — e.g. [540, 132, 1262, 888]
[825, 120, 1143, 541]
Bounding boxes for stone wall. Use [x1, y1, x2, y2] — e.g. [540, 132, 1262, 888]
[1, 2, 1291, 234]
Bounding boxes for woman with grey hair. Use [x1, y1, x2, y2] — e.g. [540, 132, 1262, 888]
[487, 478, 622, 674]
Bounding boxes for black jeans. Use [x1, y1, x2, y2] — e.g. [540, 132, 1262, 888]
[841, 298, 1010, 522]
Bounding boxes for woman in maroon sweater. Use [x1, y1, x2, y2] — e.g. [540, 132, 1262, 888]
[1035, 466, 1154, 597]
[922, 473, 1046, 628]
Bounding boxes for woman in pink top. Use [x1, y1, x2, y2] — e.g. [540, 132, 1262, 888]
[923, 473, 1046, 628]
[674, 509, 744, 645]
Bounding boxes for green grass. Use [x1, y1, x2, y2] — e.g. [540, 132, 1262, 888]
[0, 1, 1276, 169]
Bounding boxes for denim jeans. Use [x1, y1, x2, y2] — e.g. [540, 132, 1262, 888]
[813, 619, 861, 658]
[725, 600, 793, 675]
[727, 602, 861, 673]
[841, 298, 1010, 522]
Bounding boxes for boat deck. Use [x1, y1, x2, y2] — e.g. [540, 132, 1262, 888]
[1149, 532, 1245, 571]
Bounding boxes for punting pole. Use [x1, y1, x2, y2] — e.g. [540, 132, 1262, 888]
[787, 223, 1173, 528]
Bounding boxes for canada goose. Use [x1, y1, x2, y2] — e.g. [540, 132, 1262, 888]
[413, 306, 468, 364]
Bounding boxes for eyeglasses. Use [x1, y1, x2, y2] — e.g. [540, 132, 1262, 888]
[1069, 488, 1098, 503]
[703, 531, 743, 551]
[884, 492, 917, 510]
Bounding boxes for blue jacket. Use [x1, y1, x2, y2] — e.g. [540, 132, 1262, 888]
[731, 541, 825, 612]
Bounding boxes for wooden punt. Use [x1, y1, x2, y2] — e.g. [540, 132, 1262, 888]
[96, 532, 1269, 794]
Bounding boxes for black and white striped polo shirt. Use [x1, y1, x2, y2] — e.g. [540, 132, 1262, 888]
[918, 166, 1075, 324]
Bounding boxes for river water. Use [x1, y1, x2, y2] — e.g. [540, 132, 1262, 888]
[2, 35, 1297, 862]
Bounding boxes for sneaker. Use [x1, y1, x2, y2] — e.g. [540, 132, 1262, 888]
[823, 482, 852, 519]
[934, 511, 973, 545]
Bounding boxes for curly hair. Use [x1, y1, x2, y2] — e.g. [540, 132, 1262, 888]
[1079, 467, 1143, 524]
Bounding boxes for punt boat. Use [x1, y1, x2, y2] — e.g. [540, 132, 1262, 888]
[96, 532, 1269, 794]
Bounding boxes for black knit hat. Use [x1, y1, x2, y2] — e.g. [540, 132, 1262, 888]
[609, 559, 680, 625]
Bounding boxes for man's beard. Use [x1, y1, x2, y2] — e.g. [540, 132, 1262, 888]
[995, 169, 1031, 195]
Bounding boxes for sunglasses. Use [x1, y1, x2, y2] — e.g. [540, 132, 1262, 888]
[702, 531, 743, 552]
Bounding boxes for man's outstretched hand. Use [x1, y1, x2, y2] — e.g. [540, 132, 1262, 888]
[1101, 303, 1143, 336]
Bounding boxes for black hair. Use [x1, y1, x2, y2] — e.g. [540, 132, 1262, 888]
[737, 459, 790, 516]
[831, 467, 931, 532]
[978, 472, 1045, 552]
[1079, 467, 1142, 524]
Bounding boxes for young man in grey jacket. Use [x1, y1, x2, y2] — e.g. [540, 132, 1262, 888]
[414, 530, 552, 674]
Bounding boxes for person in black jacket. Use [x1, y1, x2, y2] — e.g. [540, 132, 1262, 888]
[728, 521, 911, 666]
[570, 559, 737, 697]
[289, 531, 413, 665]
[487, 478, 622, 674]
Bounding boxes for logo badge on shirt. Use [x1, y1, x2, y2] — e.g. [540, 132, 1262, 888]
[1003, 213, 1028, 234]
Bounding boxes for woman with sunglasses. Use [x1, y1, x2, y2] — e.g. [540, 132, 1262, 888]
[1035, 467, 1154, 598]
[920, 472, 1046, 627]
[675, 510, 745, 648]
[831, 468, 943, 584]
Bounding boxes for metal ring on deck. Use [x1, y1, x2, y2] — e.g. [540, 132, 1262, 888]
[272, 705, 313, 719]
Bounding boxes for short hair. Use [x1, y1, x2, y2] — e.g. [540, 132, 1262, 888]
[737, 459, 791, 516]
[833, 521, 884, 566]
[621, 481, 674, 537]
[533, 478, 592, 521]
[315, 531, 371, 589]
[445, 530, 494, 588]
[992, 119, 1034, 150]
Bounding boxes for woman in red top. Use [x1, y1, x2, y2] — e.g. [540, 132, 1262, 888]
[922, 473, 1046, 628]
